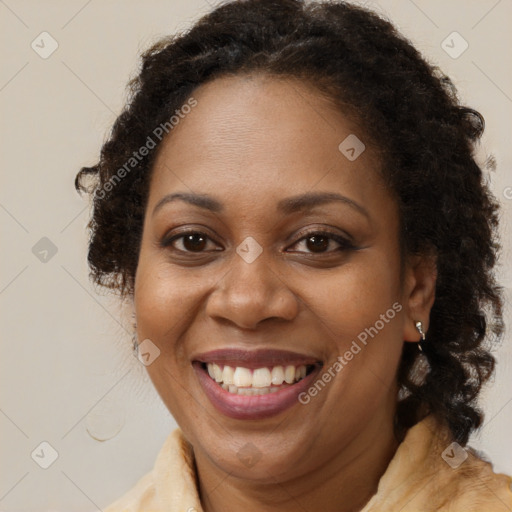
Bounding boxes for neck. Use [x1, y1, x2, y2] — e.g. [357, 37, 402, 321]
[195, 398, 399, 512]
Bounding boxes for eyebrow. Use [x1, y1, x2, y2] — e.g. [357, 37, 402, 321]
[152, 191, 369, 219]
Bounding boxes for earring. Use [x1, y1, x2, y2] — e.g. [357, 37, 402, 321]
[132, 331, 139, 356]
[415, 320, 426, 352]
[132, 312, 138, 356]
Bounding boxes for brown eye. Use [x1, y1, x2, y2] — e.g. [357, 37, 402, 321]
[289, 231, 355, 254]
[162, 231, 220, 253]
[183, 233, 206, 251]
[305, 235, 330, 252]
[182, 233, 207, 252]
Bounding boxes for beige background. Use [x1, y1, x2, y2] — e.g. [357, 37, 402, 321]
[1, 0, 511, 510]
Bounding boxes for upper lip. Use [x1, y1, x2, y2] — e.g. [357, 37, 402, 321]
[192, 348, 323, 369]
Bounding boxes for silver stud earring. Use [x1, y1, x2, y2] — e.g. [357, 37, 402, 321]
[415, 320, 426, 352]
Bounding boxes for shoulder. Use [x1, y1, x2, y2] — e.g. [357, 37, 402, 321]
[363, 415, 512, 511]
[103, 469, 158, 512]
[441, 445, 512, 511]
[103, 428, 201, 512]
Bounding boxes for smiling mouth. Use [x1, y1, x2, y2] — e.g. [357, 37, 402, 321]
[192, 348, 324, 419]
[200, 362, 318, 396]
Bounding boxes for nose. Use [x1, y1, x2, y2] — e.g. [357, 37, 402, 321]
[205, 251, 299, 330]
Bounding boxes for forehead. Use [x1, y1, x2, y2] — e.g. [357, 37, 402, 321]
[149, 73, 388, 214]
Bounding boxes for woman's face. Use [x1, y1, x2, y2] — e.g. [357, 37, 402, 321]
[134, 74, 433, 481]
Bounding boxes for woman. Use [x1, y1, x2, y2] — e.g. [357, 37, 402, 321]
[75, 0, 512, 510]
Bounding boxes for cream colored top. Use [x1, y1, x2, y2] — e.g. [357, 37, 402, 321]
[104, 415, 512, 512]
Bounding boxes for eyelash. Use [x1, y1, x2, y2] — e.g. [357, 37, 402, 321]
[161, 229, 356, 255]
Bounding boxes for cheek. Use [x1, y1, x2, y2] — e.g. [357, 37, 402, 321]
[302, 248, 404, 407]
[133, 248, 219, 367]
[308, 249, 402, 341]
[133, 253, 208, 423]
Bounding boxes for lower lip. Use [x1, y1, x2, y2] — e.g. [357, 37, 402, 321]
[193, 362, 322, 420]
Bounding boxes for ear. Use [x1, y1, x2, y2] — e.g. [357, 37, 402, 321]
[402, 251, 437, 343]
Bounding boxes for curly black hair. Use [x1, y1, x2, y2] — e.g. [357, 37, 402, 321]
[75, 0, 504, 445]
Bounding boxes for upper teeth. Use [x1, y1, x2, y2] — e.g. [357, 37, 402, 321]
[206, 363, 307, 387]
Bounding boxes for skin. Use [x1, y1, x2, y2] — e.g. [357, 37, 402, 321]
[133, 73, 437, 512]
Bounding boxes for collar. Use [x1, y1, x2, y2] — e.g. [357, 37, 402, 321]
[148, 415, 512, 511]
